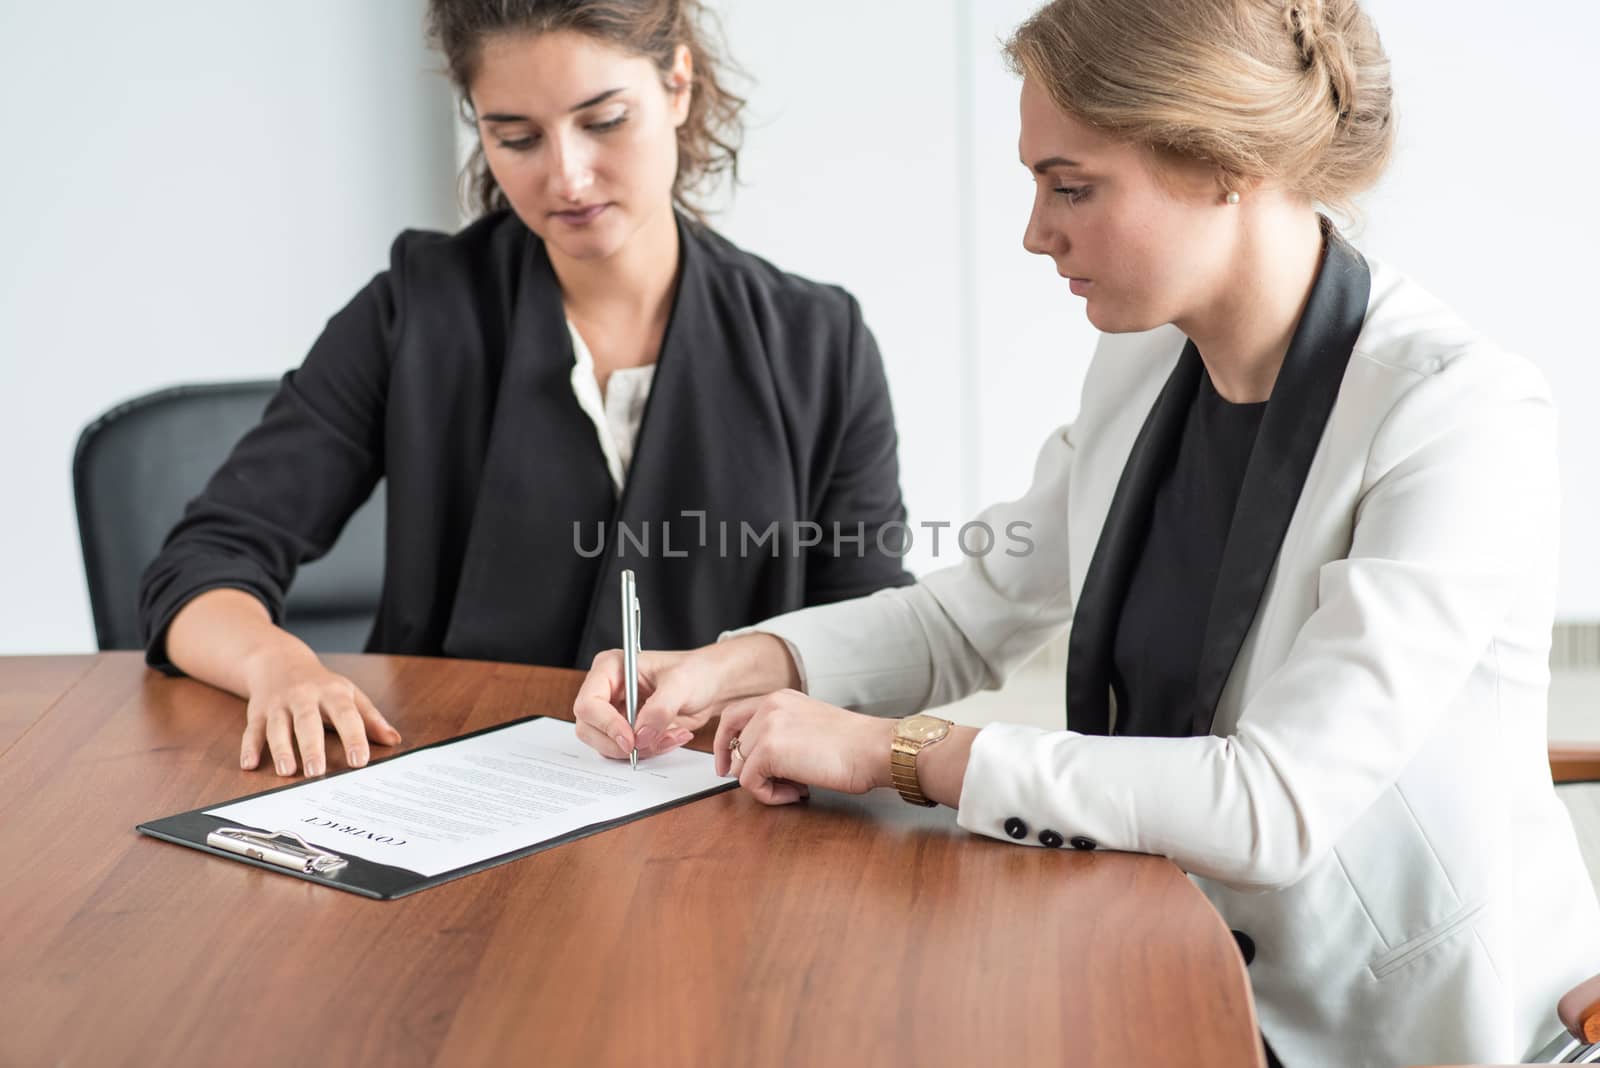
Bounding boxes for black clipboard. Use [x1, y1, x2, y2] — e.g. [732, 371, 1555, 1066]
[136, 714, 737, 900]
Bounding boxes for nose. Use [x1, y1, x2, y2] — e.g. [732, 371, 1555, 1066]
[548, 133, 594, 202]
[1022, 198, 1058, 258]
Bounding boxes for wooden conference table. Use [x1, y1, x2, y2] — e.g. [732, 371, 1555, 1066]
[0, 653, 1264, 1067]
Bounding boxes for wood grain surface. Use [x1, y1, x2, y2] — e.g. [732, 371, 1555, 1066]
[0, 653, 97, 756]
[0, 653, 1263, 1067]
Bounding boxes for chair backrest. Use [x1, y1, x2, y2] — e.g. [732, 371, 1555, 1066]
[73, 381, 385, 652]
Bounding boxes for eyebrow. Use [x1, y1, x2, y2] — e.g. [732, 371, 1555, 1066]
[480, 88, 625, 123]
[1026, 156, 1085, 174]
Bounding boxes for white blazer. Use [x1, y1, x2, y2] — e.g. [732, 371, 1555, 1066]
[755, 234, 1600, 1066]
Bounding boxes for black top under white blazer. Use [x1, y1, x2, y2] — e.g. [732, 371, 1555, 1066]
[140, 211, 914, 671]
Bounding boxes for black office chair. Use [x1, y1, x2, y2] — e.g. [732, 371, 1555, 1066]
[73, 381, 385, 653]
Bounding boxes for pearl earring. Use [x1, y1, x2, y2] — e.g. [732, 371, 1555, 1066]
[1226, 191, 1241, 205]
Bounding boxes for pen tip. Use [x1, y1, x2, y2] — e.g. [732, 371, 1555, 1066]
[630, 751, 638, 771]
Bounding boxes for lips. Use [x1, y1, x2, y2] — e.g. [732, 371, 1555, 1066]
[1069, 278, 1093, 297]
[552, 203, 610, 225]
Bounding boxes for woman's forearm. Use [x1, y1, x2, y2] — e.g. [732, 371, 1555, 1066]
[163, 588, 319, 699]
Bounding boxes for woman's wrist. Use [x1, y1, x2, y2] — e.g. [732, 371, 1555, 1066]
[712, 633, 802, 698]
[865, 716, 899, 791]
[915, 724, 979, 808]
[854, 713, 972, 800]
[241, 632, 320, 695]
[168, 588, 314, 700]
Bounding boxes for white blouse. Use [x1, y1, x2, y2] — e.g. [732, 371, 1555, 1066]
[566, 319, 657, 495]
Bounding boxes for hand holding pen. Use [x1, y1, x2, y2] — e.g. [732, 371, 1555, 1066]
[572, 629, 803, 763]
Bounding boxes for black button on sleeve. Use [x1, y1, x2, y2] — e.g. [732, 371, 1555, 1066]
[1068, 835, 1097, 851]
[1231, 929, 1256, 966]
[1038, 830, 1064, 849]
[1003, 817, 1028, 840]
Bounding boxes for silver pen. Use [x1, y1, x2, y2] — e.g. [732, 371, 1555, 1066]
[621, 569, 641, 770]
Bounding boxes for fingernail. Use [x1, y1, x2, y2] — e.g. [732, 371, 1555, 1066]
[276, 759, 293, 776]
[636, 726, 660, 750]
[348, 748, 367, 768]
[613, 732, 632, 752]
[670, 728, 693, 747]
[307, 759, 324, 777]
[241, 754, 257, 770]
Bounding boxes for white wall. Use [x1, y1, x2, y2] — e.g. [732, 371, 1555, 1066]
[3, 0, 1597, 653]
[703, 0, 971, 572]
[0, 1, 458, 653]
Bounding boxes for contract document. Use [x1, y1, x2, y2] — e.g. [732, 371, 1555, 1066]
[206, 717, 729, 878]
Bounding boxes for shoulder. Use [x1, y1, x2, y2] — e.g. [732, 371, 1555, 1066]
[685, 221, 864, 335]
[384, 210, 527, 296]
[1341, 257, 1555, 482]
[1352, 256, 1549, 402]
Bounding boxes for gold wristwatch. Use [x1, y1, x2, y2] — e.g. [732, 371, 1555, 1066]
[890, 714, 953, 807]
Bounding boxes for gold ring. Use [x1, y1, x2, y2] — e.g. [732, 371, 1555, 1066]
[728, 735, 743, 758]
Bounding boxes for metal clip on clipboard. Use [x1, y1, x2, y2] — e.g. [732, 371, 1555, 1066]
[206, 827, 350, 875]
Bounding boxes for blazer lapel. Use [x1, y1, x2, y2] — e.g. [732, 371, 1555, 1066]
[1065, 348, 1202, 735]
[569, 218, 802, 663]
[442, 232, 616, 667]
[1189, 225, 1371, 734]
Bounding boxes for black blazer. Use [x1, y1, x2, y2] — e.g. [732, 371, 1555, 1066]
[140, 211, 914, 671]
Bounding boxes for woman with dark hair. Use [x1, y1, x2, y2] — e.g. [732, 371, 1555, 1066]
[574, 0, 1600, 1063]
[140, 0, 912, 781]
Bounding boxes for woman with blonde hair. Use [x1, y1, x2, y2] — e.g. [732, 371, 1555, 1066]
[574, 0, 1600, 1062]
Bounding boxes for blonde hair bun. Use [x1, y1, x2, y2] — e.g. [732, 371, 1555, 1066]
[1007, 0, 1395, 215]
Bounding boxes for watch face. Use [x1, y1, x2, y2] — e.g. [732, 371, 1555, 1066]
[898, 715, 950, 744]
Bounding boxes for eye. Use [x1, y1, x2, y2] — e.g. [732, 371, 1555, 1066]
[1054, 185, 1091, 205]
[587, 113, 627, 133]
[495, 133, 539, 151]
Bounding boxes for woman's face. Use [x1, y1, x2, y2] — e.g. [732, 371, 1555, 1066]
[1017, 76, 1235, 334]
[470, 30, 691, 262]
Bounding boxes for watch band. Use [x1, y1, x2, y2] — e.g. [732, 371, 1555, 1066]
[890, 746, 935, 807]
[890, 715, 952, 807]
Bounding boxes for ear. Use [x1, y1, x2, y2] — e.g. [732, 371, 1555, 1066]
[667, 43, 694, 127]
[1216, 168, 1266, 202]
